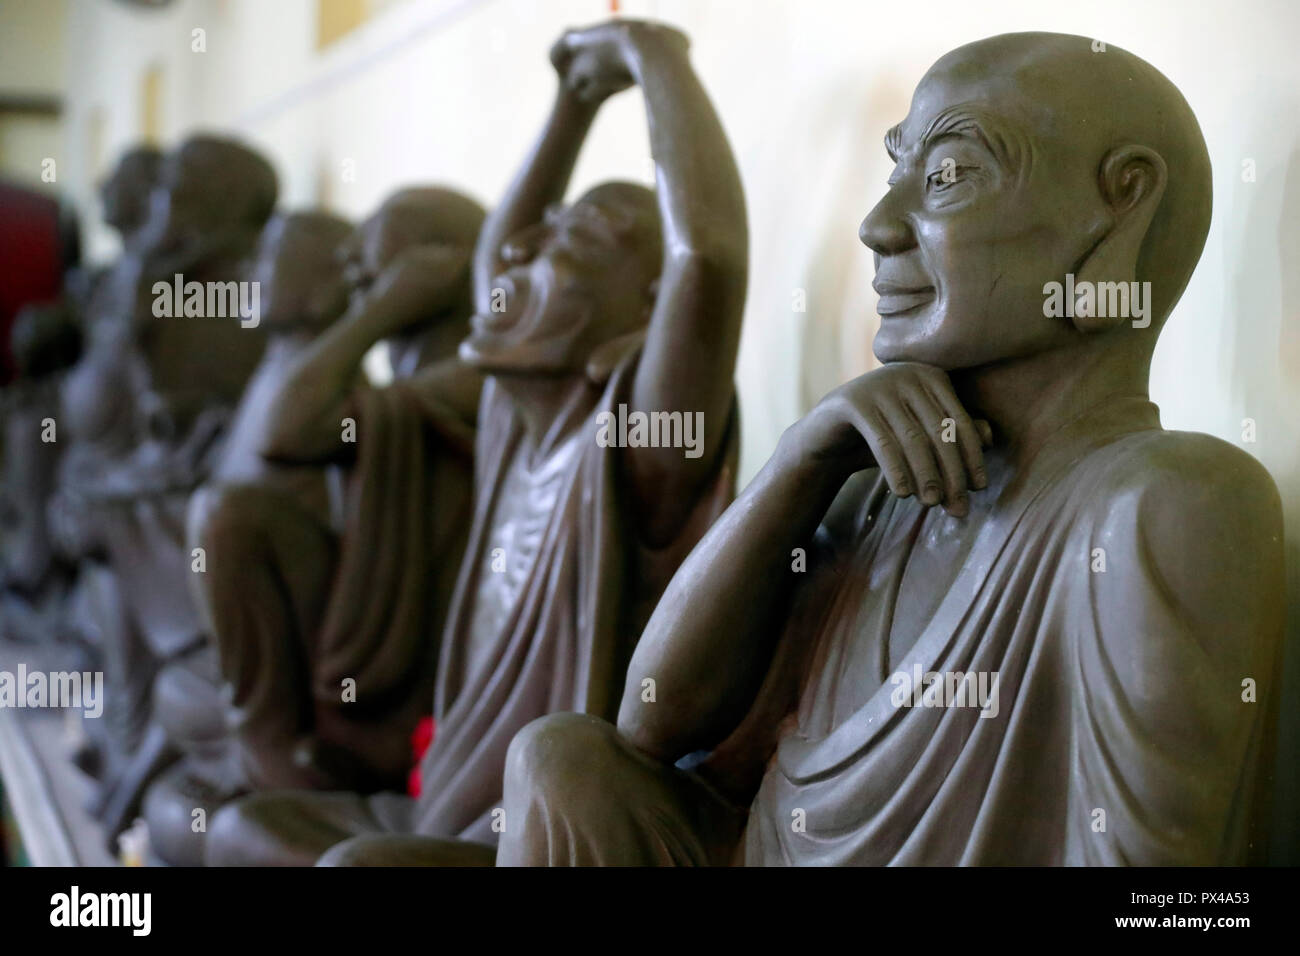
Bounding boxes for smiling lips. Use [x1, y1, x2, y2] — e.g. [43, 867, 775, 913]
[873, 281, 936, 316]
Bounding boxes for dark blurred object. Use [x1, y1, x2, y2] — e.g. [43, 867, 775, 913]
[0, 180, 80, 385]
[10, 301, 82, 381]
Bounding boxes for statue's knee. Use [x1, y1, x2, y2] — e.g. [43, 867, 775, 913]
[152, 650, 224, 745]
[206, 799, 252, 866]
[205, 792, 278, 866]
[506, 712, 618, 803]
[316, 835, 377, 867]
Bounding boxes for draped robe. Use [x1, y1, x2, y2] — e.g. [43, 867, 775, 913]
[740, 399, 1283, 865]
[207, 348, 739, 864]
[413, 349, 739, 842]
[498, 397, 1284, 867]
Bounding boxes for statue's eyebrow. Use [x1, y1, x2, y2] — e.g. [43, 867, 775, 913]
[886, 107, 1025, 174]
[919, 107, 1023, 172]
[885, 124, 904, 163]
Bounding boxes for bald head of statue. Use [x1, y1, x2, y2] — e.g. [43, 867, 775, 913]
[461, 180, 663, 376]
[252, 210, 354, 332]
[146, 134, 278, 248]
[99, 144, 163, 240]
[338, 186, 487, 304]
[860, 32, 1211, 371]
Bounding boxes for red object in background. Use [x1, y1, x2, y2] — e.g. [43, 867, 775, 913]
[0, 181, 66, 385]
[407, 716, 436, 797]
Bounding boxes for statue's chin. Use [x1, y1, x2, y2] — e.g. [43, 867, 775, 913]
[871, 336, 924, 366]
[872, 305, 958, 367]
[458, 334, 554, 376]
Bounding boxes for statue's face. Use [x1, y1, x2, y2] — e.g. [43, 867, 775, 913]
[861, 63, 1101, 369]
[252, 217, 343, 329]
[100, 160, 152, 236]
[337, 206, 411, 305]
[460, 193, 659, 374]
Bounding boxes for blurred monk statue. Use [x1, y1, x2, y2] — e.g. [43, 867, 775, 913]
[59, 135, 275, 844]
[209, 18, 747, 866]
[146, 190, 487, 865]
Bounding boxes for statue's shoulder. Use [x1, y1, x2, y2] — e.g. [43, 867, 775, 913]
[1085, 428, 1284, 587]
[1093, 427, 1280, 512]
[1078, 428, 1285, 694]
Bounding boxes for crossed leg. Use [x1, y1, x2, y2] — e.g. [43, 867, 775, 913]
[498, 712, 747, 867]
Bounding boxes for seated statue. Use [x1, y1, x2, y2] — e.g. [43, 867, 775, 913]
[145, 190, 488, 866]
[58, 135, 276, 844]
[498, 32, 1285, 866]
[139, 209, 353, 866]
[40, 145, 163, 779]
[0, 151, 156, 634]
[208, 18, 747, 866]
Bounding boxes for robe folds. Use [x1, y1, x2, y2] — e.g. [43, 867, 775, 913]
[414, 349, 739, 843]
[742, 398, 1283, 866]
[307, 375, 476, 736]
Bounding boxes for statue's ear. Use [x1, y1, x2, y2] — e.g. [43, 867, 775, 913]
[586, 328, 647, 385]
[1072, 145, 1167, 333]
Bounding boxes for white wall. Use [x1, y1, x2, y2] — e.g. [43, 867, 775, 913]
[11, 0, 1300, 851]
[0, 0, 67, 190]
[44, 0, 1300, 487]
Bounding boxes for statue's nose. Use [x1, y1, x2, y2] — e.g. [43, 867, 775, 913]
[859, 189, 915, 256]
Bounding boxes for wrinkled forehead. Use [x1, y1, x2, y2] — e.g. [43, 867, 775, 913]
[569, 191, 661, 248]
[892, 64, 1054, 164]
[568, 196, 636, 233]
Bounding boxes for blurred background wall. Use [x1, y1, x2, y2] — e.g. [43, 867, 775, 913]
[0, 0, 67, 187]
[1, 0, 1297, 859]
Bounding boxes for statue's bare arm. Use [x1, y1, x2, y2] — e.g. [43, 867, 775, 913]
[552, 21, 749, 547]
[619, 362, 989, 761]
[1084, 438, 1283, 862]
[470, 73, 598, 315]
[260, 245, 472, 464]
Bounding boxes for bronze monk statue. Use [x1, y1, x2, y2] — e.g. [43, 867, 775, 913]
[145, 189, 488, 866]
[208, 18, 747, 866]
[59, 135, 276, 844]
[499, 32, 1285, 866]
[41, 145, 163, 778]
[141, 209, 354, 866]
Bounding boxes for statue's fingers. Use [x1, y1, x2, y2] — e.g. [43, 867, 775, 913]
[922, 381, 988, 489]
[881, 401, 942, 507]
[852, 405, 913, 498]
[905, 389, 969, 516]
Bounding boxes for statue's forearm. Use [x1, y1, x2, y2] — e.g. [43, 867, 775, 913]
[622, 32, 749, 543]
[627, 33, 747, 265]
[260, 305, 383, 462]
[618, 445, 844, 760]
[471, 90, 597, 312]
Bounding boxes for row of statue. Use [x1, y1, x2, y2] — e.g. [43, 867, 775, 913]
[0, 21, 1285, 866]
